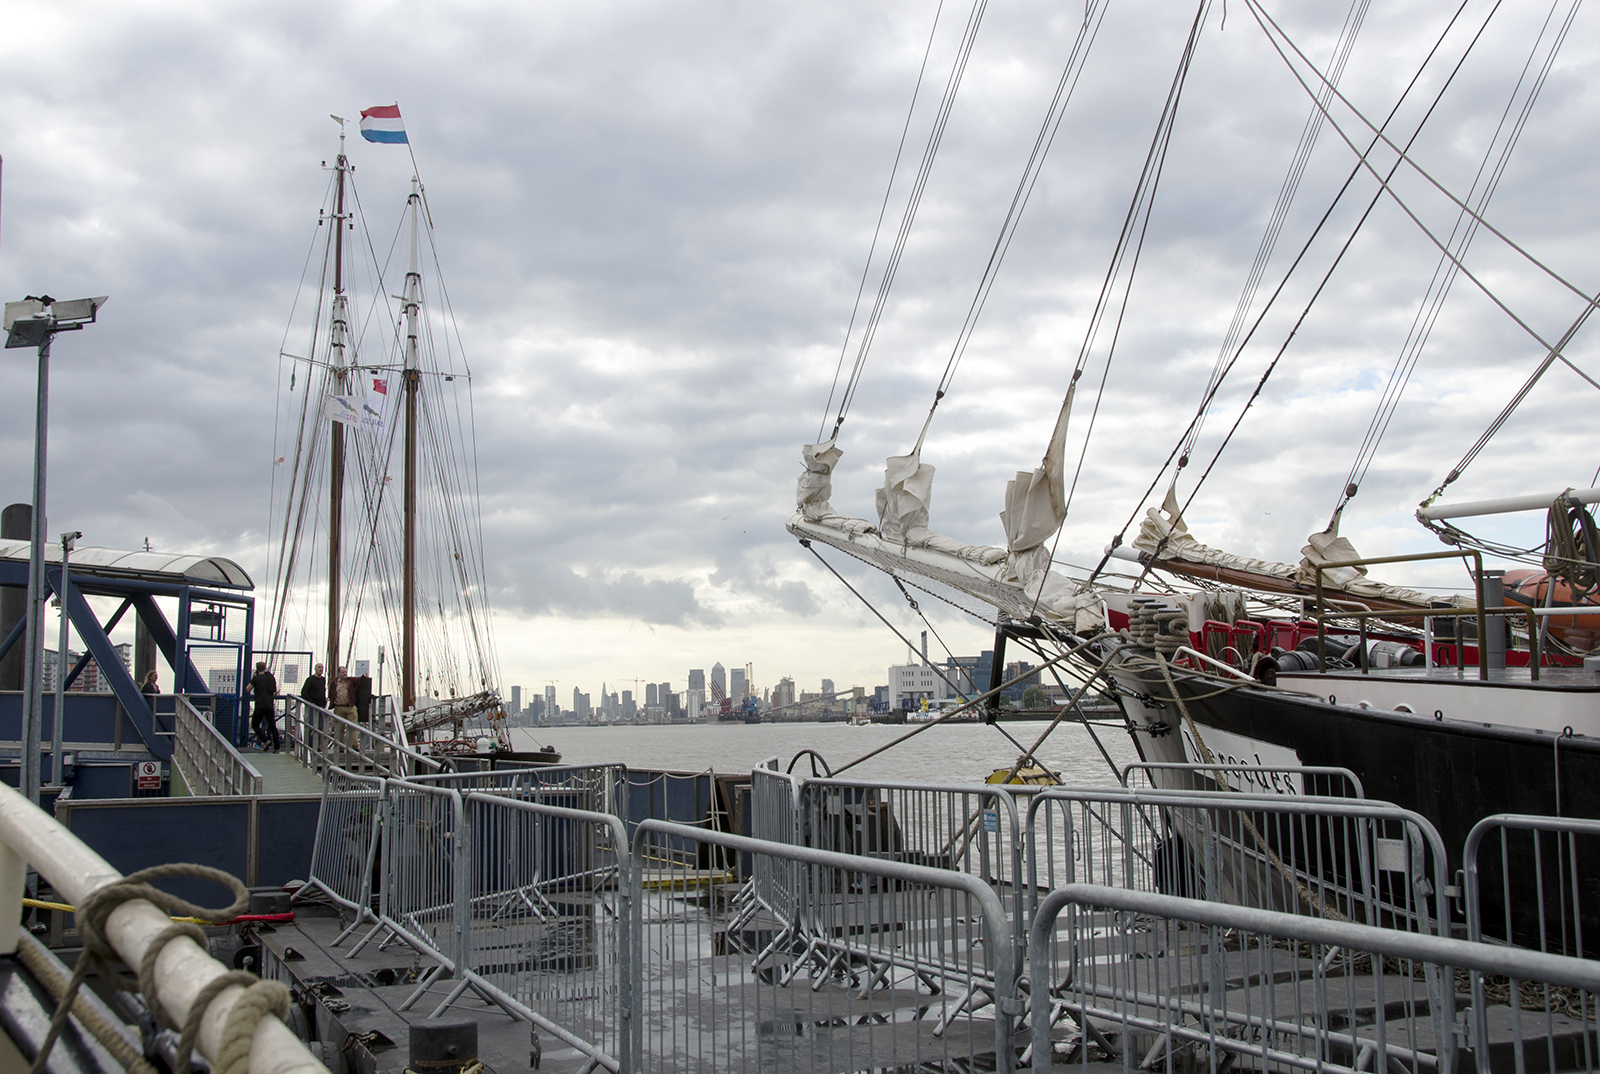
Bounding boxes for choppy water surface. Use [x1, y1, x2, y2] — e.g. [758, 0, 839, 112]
[509, 719, 1138, 787]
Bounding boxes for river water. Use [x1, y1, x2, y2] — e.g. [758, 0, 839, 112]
[508, 719, 1139, 787]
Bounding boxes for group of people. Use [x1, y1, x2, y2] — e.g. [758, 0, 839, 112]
[244, 661, 357, 752]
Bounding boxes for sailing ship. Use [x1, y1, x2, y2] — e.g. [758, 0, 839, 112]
[265, 114, 541, 759]
[788, 1, 1598, 945]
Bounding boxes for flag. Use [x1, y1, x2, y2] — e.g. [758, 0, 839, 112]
[323, 394, 363, 426]
[359, 105, 407, 144]
[371, 376, 388, 395]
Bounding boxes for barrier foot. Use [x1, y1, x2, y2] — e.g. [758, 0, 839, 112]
[425, 976, 472, 1017]
[429, 975, 524, 1022]
[346, 918, 389, 958]
[398, 963, 447, 1011]
[331, 908, 376, 947]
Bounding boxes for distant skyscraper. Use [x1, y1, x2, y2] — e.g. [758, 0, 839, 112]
[688, 668, 705, 691]
[572, 686, 583, 714]
[511, 685, 522, 714]
[711, 663, 726, 702]
[658, 682, 670, 706]
[821, 678, 834, 697]
[545, 685, 557, 715]
[646, 683, 658, 707]
[622, 690, 635, 720]
[730, 667, 747, 702]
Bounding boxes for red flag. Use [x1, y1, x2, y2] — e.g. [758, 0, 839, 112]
[371, 377, 388, 395]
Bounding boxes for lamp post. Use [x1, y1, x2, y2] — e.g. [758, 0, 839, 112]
[51, 530, 80, 788]
[5, 295, 107, 805]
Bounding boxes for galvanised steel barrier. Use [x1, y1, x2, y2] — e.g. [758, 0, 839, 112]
[1024, 788, 1451, 936]
[454, 791, 632, 1071]
[1029, 882, 1600, 1074]
[734, 764, 803, 952]
[792, 777, 1037, 1027]
[629, 819, 1020, 1074]
[296, 765, 384, 944]
[1121, 761, 1365, 799]
[1464, 811, 1600, 1067]
[349, 779, 523, 1018]
[409, 762, 629, 818]
[172, 694, 263, 796]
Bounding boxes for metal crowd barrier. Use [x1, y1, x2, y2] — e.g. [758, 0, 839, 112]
[457, 791, 632, 1071]
[1121, 761, 1365, 799]
[1024, 788, 1451, 936]
[173, 694, 263, 796]
[1029, 882, 1600, 1074]
[734, 764, 803, 952]
[629, 818, 1019, 1074]
[296, 766, 384, 944]
[408, 762, 629, 818]
[1464, 812, 1600, 956]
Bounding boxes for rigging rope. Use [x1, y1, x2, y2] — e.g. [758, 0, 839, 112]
[817, 0, 947, 443]
[913, 0, 1113, 446]
[1339, 0, 1581, 520]
[1085, 0, 1494, 586]
[828, 0, 992, 437]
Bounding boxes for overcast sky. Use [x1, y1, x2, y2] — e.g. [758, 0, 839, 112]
[1, 0, 1596, 703]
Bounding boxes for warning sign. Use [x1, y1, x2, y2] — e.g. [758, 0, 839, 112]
[135, 761, 161, 791]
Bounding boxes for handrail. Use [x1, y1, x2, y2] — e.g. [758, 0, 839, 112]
[1311, 549, 1487, 679]
[282, 695, 443, 777]
[173, 695, 263, 796]
[0, 780, 326, 1072]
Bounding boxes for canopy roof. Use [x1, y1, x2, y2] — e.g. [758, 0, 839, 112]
[0, 542, 253, 590]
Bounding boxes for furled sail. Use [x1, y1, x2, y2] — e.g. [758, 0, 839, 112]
[788, 391, 1098, 629]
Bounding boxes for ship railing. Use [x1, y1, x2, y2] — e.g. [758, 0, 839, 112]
[281, 694, 442, 778]
[173, 693, 263, 796]
[295, 765, 384, 945]
[628, 819, 1020, 1074]
[1121, 760, 1366, 799]
[456, 791, 632, 1072]
[1028, 882, 1600, 1074]
[401, 762, 629, 818]
[0, 780, 327, 1074]
[1023, 788, 1453, 940]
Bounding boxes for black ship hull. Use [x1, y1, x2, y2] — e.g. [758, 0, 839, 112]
[1107, 652, 1600, 952]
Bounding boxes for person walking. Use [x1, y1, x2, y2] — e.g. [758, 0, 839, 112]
[140, 669, 159, 700]
[248, 661, 280, 751]
[301, 663, 327, 708]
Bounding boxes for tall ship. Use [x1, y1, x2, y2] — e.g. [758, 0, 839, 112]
[264, 113, 521, 757]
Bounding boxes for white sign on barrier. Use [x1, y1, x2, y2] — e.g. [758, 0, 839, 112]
[135, 761, 161, 790]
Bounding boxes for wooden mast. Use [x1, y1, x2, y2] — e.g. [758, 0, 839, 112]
[327, 128, 349, 681]
[402, 178, 421, 714]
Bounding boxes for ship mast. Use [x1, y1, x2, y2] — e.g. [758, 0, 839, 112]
[401, 177, 421, 714]
[327, 127, 350, 680]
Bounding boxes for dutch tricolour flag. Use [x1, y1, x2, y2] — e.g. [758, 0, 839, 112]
[359, 105, 407, 144]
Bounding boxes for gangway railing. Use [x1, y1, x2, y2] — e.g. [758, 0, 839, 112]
[281, 695, 442, 778]
[173, 694, 263, 796]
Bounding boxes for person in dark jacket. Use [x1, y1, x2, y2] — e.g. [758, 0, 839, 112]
[248, 661, 280, 751]
[140, 669, 159, 699]
[301, 663, 327, 709]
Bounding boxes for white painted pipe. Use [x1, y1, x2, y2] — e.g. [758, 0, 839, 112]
[1417, 486, 1600, 521]
[1106, 544, 1144, 564]
[0, 781, 327, 1074]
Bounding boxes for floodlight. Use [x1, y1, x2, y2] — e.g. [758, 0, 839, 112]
[49, 296, 108, 323]
[3, 299, 44, 330]
[5, 317, 50, 349]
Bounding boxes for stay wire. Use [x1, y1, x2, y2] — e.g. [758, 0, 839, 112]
[1132, 0, 1504, 589]
[832, 0, 992, 435]
[1084, 0, 1487, 586]
[1341, 0, 1580, 514]
[818, 0, 948, 443]
[920, 0, 1113, 430]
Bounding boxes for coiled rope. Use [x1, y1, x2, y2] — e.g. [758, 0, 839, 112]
[30, 863, 291, 1074]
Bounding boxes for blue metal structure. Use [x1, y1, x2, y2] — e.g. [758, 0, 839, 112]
[0, 545, 253, 762]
